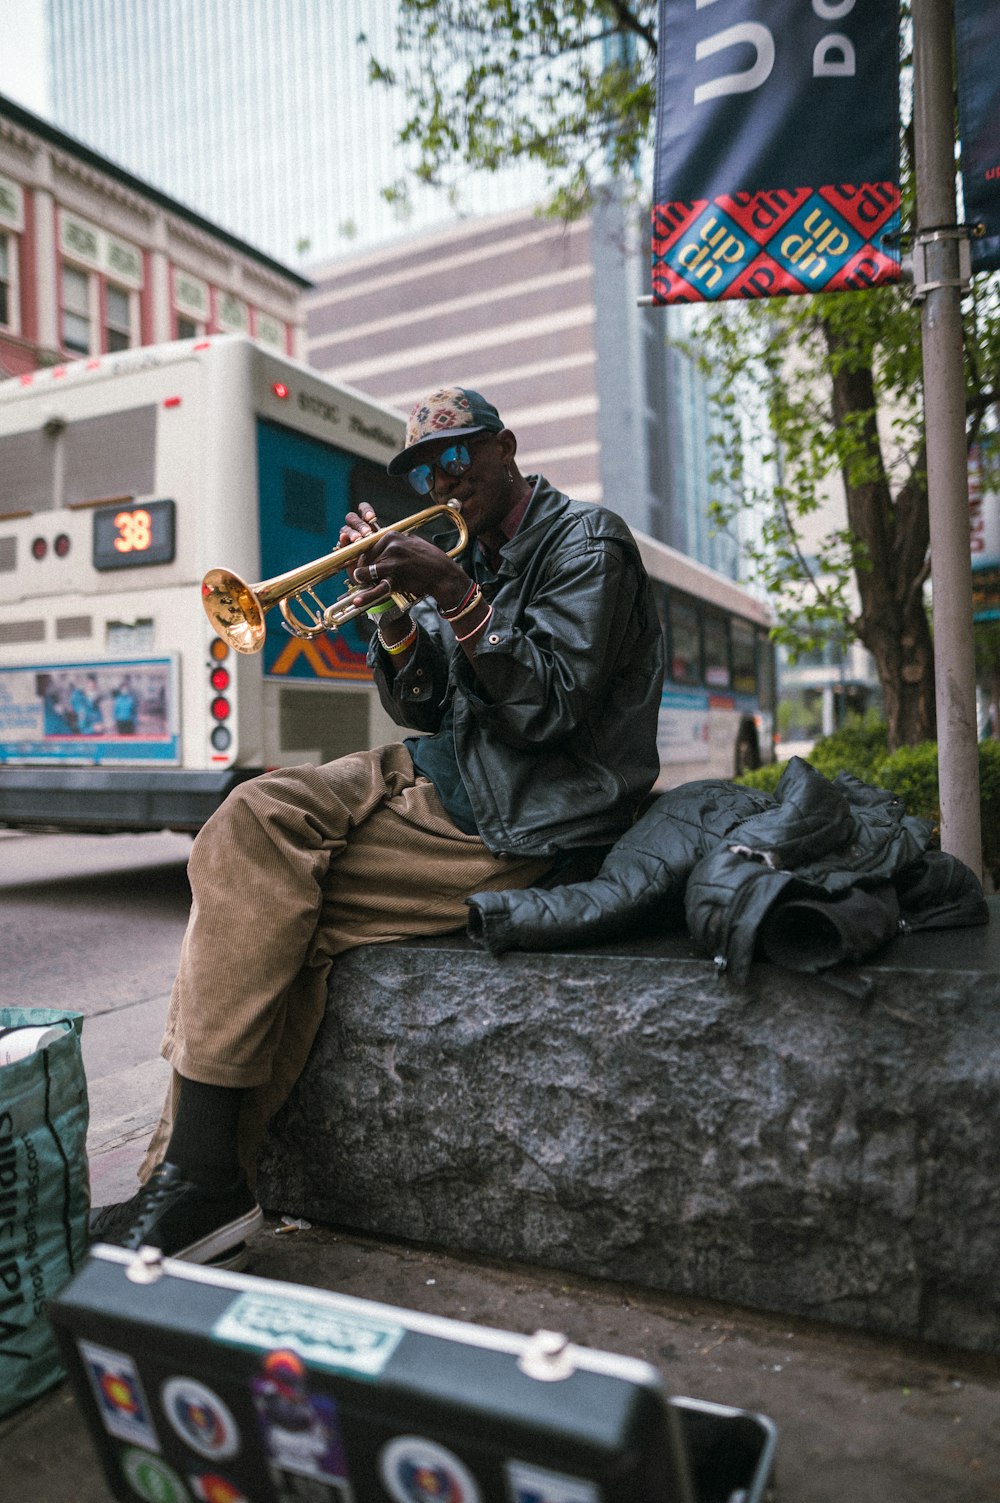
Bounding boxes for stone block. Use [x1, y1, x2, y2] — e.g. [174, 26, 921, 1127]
[257, 901, 1000, 1353]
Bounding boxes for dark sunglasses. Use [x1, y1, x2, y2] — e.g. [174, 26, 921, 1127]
[407, 438, 487, 495]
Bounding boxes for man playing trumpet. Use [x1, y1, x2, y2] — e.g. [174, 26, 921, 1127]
[91, 386, 665, 1266]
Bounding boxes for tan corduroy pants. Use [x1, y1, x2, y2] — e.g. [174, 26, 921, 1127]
[139, 743, 552, 1183]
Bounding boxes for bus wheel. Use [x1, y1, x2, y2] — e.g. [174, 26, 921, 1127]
[734, 723, 760, 776]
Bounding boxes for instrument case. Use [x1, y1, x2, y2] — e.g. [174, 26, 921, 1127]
[49, 1244, 776, 1503]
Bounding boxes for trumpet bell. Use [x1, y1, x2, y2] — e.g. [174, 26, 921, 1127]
[202, 568, 267, 655]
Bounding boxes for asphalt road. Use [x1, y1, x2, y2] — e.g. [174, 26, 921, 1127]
[0, 828, 193, 1016]
[1, 828, 189, 1203]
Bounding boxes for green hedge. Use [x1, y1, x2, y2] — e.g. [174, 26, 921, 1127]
[736, 715, 1000, 885]
[876, 739, 1000, 885]
[808, 710, 889, 785]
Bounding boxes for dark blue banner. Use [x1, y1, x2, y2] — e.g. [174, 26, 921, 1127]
[955, 0, 1000, 273]
[652, 0, 901, 303]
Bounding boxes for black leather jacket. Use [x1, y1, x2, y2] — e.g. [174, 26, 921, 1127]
[465, 757, 988, 980]
[369, 476, 665, 857]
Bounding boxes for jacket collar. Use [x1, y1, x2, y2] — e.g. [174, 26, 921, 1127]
[490, 476, 571, 576]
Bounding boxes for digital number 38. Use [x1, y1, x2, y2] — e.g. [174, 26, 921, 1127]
[114, 508, 153, 553]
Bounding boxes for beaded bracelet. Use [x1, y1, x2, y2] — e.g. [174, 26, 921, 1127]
[440, 582, 481, 621]
[453, 602, 493, 644]
[443, 589, 486, 627]
[378, 621, 417, 656]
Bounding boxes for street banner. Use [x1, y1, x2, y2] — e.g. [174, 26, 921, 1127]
[651, 0, 901, 303]
[955, 0, 1000, 273]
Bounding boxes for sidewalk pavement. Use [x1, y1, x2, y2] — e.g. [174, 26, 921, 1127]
[2, 982, 999, 1502]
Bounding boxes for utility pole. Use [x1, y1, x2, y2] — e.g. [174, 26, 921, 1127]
[912, 0, 983, 876]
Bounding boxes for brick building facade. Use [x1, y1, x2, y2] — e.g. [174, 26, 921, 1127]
[0, 92, 307, 382]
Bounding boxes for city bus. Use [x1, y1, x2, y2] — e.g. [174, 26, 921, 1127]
[0, 335, 772, 833]
[636, 534, 775, 786]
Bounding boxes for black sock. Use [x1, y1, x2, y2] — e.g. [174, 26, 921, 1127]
[165, 1078, 244, 1190]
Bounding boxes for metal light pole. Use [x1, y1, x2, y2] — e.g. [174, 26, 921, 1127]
[912, 0, 983, 876]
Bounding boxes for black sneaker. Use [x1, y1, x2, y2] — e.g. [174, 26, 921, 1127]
[89, 1161, 264, 1271]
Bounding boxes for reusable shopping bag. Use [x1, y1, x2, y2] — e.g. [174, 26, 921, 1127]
[0, 1007, 89, 1417]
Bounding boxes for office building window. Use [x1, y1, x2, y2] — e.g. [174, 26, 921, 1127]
[172, 265, 210, 340]
[175, 314, 202, 340]
[0, 233, 16, 329]
[61, 264, 92, 354]
[61, 265, 140, 355]
[104, 282, 134, 352]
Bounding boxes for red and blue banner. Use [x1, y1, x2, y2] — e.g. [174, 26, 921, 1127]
[651, 0, 901, 303]
[955, 0, 1000, 274]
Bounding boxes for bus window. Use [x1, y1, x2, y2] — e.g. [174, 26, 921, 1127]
[757, 627, 776, 712]
[0, 428, 55, 514]
[731, 618, 758, 695]
[668, 592, 702, 685]
[0, 406, 158, 517]
[703, 611, 731, 690]
[282, 467, 328, 535]
[64, 407, 157, 505]
[349, 459, 414, 529]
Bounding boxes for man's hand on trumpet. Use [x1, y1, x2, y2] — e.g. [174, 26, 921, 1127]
[339, 501, 495, 660]
[341, 502, 473, 617]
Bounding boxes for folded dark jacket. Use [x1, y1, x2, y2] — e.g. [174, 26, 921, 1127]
[466, 757, 989, 981]
[465, 778, 773, 955]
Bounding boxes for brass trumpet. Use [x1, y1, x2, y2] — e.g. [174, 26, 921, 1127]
[201, 501, 468, 654]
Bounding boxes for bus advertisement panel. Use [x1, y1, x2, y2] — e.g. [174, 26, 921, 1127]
[0, 657, 178, 762]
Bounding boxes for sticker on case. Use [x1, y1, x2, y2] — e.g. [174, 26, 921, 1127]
[214, 1291, 403, 1378]
[271, 1465, 354, 1501]
[251, 1348, 350, 1485]
[161, 1376, 241, 1460]
[505, 1459, 602, 1503]
[78, 1340, 159, 1450]
[188, 1472, 251, 1503]
[121, 1447, 190, 1503]
[379, 1434, 481, 1503]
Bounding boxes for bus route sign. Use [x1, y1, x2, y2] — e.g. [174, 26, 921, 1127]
[93, 499, 176, 570]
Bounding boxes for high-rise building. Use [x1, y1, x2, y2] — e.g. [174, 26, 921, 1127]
[46, 0, 546, 266]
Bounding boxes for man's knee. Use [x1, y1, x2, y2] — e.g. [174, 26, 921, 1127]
[191, 768, 312, 865]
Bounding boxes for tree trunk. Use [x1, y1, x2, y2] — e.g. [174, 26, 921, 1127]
[824, 319, 937, 750]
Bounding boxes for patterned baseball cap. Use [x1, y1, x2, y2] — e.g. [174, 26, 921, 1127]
[387, 386, 504, 474]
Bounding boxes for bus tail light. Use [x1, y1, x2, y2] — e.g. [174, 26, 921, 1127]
[208, 636, 236, 762]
